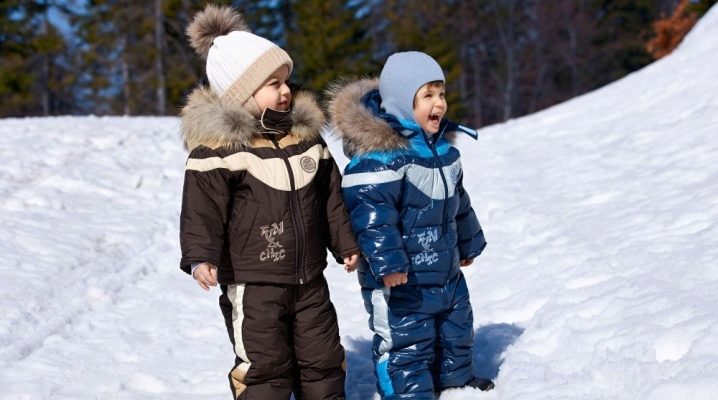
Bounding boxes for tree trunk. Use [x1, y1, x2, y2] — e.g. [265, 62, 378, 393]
[458, 1, 482, 127]
[491, 0, 518, 121]
[154, 0, 166, 115]
[41, 12, 50, 116]
[528, 1, 546, 113]
[463, 43, 483, 128]
[121, 35, 131, 116]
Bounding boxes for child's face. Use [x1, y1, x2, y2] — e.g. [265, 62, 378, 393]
[412, 82, 447, 134]
[253, 65, 292, 112]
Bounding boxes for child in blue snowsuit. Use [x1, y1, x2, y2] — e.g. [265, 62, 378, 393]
[328, 51, 494, 398]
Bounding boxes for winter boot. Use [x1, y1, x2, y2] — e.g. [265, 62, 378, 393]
[434, 376, 495, 397]
[466, 376, 495, 391]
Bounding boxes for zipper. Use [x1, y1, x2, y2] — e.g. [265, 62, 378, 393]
[422, 128, 451, 280]
[270, 137, 305, 284]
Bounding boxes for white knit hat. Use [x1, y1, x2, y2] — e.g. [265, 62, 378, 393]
[187, 5, 293, 116]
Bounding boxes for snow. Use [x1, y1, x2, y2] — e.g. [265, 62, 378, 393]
[1, 7, 717, 399]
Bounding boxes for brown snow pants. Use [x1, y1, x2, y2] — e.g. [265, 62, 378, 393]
[219, 275, 346, 400]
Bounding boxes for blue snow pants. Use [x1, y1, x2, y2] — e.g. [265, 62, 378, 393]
[361, 271, 475, 399]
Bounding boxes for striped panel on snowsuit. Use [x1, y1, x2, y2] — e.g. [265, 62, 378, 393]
[362, 273, 475, 398]
[219, 276, 346, 399]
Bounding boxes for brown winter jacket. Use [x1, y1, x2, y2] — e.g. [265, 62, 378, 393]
[179, 86, 358, 285]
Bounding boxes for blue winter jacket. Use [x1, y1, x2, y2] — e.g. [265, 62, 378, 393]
[329, 79, 486, 289]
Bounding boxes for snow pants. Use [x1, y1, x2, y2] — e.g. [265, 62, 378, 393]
[219, 275, 346, 399]
[361, 272, 475, 399]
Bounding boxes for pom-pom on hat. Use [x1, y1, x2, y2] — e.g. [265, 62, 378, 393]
[187, 5, 293, 116]
[379, 51, 445, 121]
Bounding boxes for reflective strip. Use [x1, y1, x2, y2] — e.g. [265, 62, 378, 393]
[227, 284, 251, 365]
[342, 165, 409, 188]
[371, 287, 394, 396]
[371, 287, 393, 355]
[343, 159, 462, 200]
[185, 156, 226, 172]
[186, 143, 330, 191]
[403, 158, 461, 200]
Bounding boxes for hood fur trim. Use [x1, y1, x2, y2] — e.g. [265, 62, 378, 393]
[181, 87, 324, 151]
[326, 78, 408, 155]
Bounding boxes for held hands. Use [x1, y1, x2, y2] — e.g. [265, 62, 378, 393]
[383, 272, 408, 287]
[460, 258, 474, 267]
[343, 252, 360, 272]
[193, 262, 218, 291]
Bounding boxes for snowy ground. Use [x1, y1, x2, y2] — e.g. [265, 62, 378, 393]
[2, 7, 718, 400]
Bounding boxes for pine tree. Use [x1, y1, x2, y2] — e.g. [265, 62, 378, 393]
[0, 1, 36, 116]
[379, 0, 465, 120]
[74, 1, 170, 115]
[74, 0, 132, 114]
[0, 1, 75, 117]
[687, 0, 717, 16]
[286, 0, 372, 96]
[589, 0, 657, 82]
[528, 0, 594, 111]
[162, 0, 223, 113]
[234, 0, 290, 46]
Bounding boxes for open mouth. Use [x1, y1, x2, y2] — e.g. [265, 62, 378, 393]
[429, 113, 441, 123]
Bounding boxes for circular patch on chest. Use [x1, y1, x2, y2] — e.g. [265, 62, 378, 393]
[300, 156, 317, 173]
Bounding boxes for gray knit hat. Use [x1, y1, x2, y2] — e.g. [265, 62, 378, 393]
[187, 5, 293, 116]
[379, 51, 445, 121]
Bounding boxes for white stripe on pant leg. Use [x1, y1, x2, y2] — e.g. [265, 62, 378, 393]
[371, 287, 393, 354]
[371, 287, 395, 396]
[228, 284, 251, 376]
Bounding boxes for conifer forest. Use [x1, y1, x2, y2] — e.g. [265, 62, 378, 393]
[1, 0, 715, 127]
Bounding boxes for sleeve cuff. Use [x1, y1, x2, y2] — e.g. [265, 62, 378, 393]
[375, 264, 410, 280]
[190, 262, 216, 278]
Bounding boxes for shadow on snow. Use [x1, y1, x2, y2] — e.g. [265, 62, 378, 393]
[343, 323, 524, 399]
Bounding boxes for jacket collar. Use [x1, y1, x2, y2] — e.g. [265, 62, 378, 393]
[180, 86, 325, 151]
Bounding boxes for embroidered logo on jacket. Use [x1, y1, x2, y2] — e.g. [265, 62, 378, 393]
[450, 164, 461, 186]
[259, 222, 286, 262]
[413, 228, 439, 266]
[300, 156, 317, 173]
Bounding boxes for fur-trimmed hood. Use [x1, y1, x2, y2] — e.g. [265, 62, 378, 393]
[327, 78, 472, 158]
[326, 78, 409, 157]
[181, 87, 325, 151]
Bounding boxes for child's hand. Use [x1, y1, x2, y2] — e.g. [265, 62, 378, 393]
[460, 258, 474, 267]
[343, 252, 360, 272]
[193, 262, 218, 291]
[383, 272, 408, 287]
